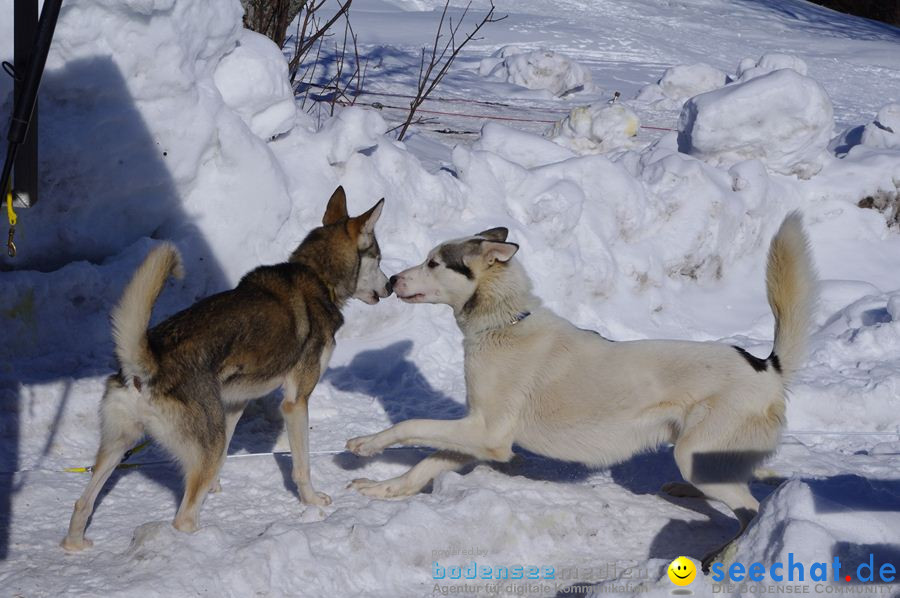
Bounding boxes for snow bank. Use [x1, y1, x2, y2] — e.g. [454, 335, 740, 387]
[733, 478, 900, 583]
[735, 52, 809, 83]
[450, 126, 775, 327]
[6, 0, 294, 283]
[636, 63, 728, 110]
[475, 121, 575, 168]
[482, 47, 590, 96]
[788, 287, 900, 435]
[213, 29, 297, 140]
[678, 69, 834, 178]
[548, 103, 641, 153]
[861, 103, 900, 150]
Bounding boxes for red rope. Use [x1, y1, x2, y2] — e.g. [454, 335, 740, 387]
[322, 97, 677, 132]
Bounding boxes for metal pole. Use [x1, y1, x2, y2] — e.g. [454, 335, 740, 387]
[13, 0, 39, 207]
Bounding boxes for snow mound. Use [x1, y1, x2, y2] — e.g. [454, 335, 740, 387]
[678, 68, 834, 178]
[548, 103, 641, 153]
[861, 103, 900, 150]
[733, 477, 900, 580]
[9, 0, 294, 283]
[736, 52, 809, 82]
[483, 48, 590, 96]
[450, 126, 773, 318]
[636, 63, 728, 109]
[213, 29, 297, 140]
[316, 106, 389, 165]
[789, 288, 900, 434]
[475, 121, 575, 168]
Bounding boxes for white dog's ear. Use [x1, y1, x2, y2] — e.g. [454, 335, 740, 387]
[476, 227, 508, 242]
[323, 186, 349, 225]
[481, 241, 518, 265]
[355, 198, 385, 235]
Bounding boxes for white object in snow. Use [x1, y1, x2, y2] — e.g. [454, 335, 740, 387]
[735, 52, 809, 82]
[548, 103, 640, 153]
[636, 63, 728, 109]
[485, 49, 590, 96]
[213, 29, 297, 140]
[861, 103, 900, 150]
[678, 68, 834, 178]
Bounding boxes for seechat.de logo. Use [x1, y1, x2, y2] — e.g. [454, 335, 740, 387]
[709, 553, 896, 584]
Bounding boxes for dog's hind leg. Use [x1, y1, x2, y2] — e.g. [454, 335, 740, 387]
[170, 425, 224, 533]
[350, 450, 472, 499]
[673, 413, 770, 573]
[694, 483, 758, 572]
[208, 401, 246, 494]
[172, 448, 222, 533]
[152, 384, 226, 533]
[62, 376, 143, 551]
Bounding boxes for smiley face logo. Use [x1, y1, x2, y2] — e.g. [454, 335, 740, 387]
[667, 556, 697, 586]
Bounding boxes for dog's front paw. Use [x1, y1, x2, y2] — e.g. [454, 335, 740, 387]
[348, 477, 415, 500]
[346, 434, 383, 457]
[208, 478, 222, 494]
[300, 490, 332, 507]
[61, 536, 93, 552]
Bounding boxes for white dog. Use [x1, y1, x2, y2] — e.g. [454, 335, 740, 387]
[347, 214, 816, 569]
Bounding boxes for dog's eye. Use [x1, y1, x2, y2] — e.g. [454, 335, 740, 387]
[428, 260, 439, 269]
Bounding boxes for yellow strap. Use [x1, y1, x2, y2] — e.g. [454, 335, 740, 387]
[63, 440, 150, 473]
[64, 463, 143, 474]
[5, 188, 15, 227]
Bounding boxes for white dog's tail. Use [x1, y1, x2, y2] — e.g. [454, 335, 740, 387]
[111, 243, 183, 381]
[765, 212, 817, 382]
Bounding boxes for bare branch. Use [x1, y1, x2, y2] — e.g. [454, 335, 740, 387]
[396, 0, 505, 141]
[290, 0, 353, 72]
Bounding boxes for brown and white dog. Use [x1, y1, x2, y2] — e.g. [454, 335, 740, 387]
[62, 187, 390, 551]
[347, 214, 816, 570]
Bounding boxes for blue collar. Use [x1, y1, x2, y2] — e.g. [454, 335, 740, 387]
[511, 311, 531, 325]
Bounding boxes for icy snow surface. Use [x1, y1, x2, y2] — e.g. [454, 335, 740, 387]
[1, 0, 899, 596]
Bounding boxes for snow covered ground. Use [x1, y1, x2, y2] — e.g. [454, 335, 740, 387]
[1, 0, 899, 596]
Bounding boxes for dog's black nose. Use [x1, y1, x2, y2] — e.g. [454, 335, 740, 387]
[385, 279, 393, 294]
[389, 275, 399, 287]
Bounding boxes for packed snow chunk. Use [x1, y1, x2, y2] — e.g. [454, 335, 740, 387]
[733, 477, 900, 580]
[678, 69, 834, 178]
[636, 63, 728, 109]
[475, 121, 575, 168]
[477, 44, 527, 76]
[484, 49, 590, 96]
[548, 103, 640, 154]
[213, 29, 297, 139]
[317, 106, 388, 165]
[861, 103, 900, 150]
[735, 52, 808, 82]
[888, 293, 900, 321]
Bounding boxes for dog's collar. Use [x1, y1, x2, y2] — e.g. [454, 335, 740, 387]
[511, 311, 531, 325]
[474, 310, 531, 335]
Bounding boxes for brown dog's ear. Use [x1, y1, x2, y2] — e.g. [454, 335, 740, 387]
[481, 241, 518, 265]
[355, 198, 384, 235]
[323, 186, 349, 225]
[476, 227, 508, 242]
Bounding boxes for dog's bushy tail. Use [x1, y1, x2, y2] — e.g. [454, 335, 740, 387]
[765, 211, 817, 382]
[111, 243, 183, 380]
